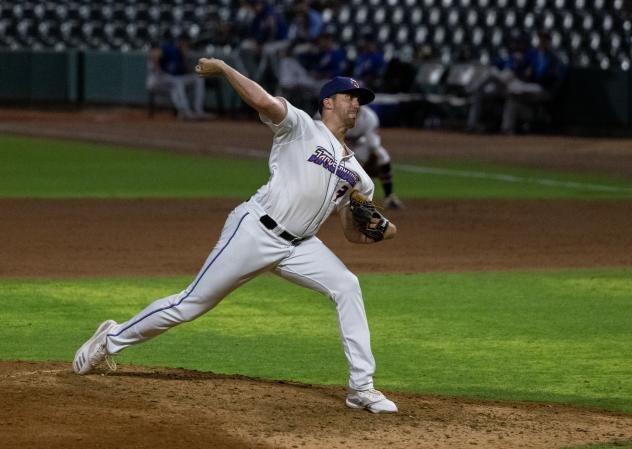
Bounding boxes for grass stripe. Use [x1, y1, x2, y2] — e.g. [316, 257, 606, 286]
[4, 134, 632, 198]
[2, 269, 631, 414]
[397, 164, 632, 193]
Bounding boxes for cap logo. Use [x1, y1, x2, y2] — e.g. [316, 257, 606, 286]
[319, 76, 374, 105]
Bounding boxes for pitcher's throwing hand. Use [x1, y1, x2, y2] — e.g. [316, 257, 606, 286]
[195, 58, 224, 77]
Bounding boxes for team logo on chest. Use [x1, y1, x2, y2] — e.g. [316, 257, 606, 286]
[307, 147, 359, 186]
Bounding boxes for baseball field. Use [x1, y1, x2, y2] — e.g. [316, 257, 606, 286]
[1, 108, 632, 449]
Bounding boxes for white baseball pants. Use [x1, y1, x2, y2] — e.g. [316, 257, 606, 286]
[105, 201, 376, 391]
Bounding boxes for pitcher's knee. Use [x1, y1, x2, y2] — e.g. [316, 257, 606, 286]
[329, 272, 362, 301]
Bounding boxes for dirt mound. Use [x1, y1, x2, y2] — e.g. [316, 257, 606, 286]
[2, 361, 631, 449]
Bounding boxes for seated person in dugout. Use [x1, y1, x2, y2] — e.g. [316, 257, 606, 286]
[467, 31, 566, 134]
[147, 32, 211, 120]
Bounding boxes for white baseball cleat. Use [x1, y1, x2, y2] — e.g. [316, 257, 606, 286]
[73, 320, 118, 375]
[383, 194, 404, 210]
[346, 388, 398, 414]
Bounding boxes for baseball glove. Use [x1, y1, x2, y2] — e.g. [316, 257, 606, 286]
[349, 190, 390, 242]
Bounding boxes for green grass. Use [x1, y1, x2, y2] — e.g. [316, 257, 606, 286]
[3, 134, 632, 199]
[0, 135, 269, 198]
[2, 270, 631, 414]
[395, 161, 632, 199]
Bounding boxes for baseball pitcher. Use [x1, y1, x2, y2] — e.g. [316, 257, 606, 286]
[73, 61, 398, 413]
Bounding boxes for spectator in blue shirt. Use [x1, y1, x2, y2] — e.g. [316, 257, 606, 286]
[352, 33, 385, 90]
[500, 31, 566, 133]
[313, 30, 348, 78]
[248, 0, 288, 44]
[466, 31, 565, 134]
[239, 0, 289, 82]
[287, 0, 323, 43]
[519, 32, 566, 91]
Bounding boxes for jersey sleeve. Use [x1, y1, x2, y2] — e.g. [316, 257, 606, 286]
[361, 180, 376, 201]
[259, 98, 307, 141]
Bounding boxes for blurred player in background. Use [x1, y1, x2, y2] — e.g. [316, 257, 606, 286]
[345, 106, 404, 210]
[147, 32, 209, 121]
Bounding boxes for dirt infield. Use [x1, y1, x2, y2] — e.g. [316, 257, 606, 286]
[2, 198, 632, 277]
[2, 108, 632, 448]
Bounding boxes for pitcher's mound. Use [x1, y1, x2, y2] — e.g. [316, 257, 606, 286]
[2, 361, 631, 449]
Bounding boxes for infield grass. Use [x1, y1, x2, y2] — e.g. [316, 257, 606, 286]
[3, 134, 632, 199]
[2, 269, 631, 414]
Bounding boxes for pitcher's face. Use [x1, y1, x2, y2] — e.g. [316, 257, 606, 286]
[331, 93, 361, 128]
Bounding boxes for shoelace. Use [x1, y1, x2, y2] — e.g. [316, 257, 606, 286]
[104, 354, 117, 371]
[358, 388, 385, 404]
[91, 344, 117, 372]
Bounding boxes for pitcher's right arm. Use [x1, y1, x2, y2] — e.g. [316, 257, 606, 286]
[195, 58, 286, 124]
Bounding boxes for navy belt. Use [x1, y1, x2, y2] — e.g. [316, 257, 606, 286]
[259, 215, 309, 245]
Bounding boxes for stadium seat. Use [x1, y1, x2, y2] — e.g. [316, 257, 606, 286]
[0, 0, 629, 73]
[432, 26, 447, 46]
[391, 6, 404, 25]
[523, 12, 535, 30]
[407, 7, 423, 26]
[446, 8, 460, 27]
[451, 27, 465, 46]
[373, 7, 387, 24]
[414, 61, 489, 127]
[395, 26, 408, 45]
[356, 6, 368, 25]
[16, 20, 36, 46]
[484, 9, 498, 27]
[581, 13, 594, 32]
[413, 26, 429, 45]
[618, 55, 631, 71]
[465, 9, 478, 27]
[341, 25, 354, 44]
[559, 10, 574, 30]
[471, 27, 485, 47]
[377, 24, 392, 44]
[489, 27, 503, 47]
[413, 61, 447, 95]
[428, 7, 441, 25]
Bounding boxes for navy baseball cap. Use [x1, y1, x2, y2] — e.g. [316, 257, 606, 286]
[319, 77, 375, 105]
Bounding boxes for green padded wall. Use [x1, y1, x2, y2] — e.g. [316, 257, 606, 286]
[0, 50, 78, 102]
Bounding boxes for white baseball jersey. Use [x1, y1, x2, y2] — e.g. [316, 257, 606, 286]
[251, 100, 375, 237]
[104, 99, 380, 392]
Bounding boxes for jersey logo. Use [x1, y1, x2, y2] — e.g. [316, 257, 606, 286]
[308, 147, 359, 187]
